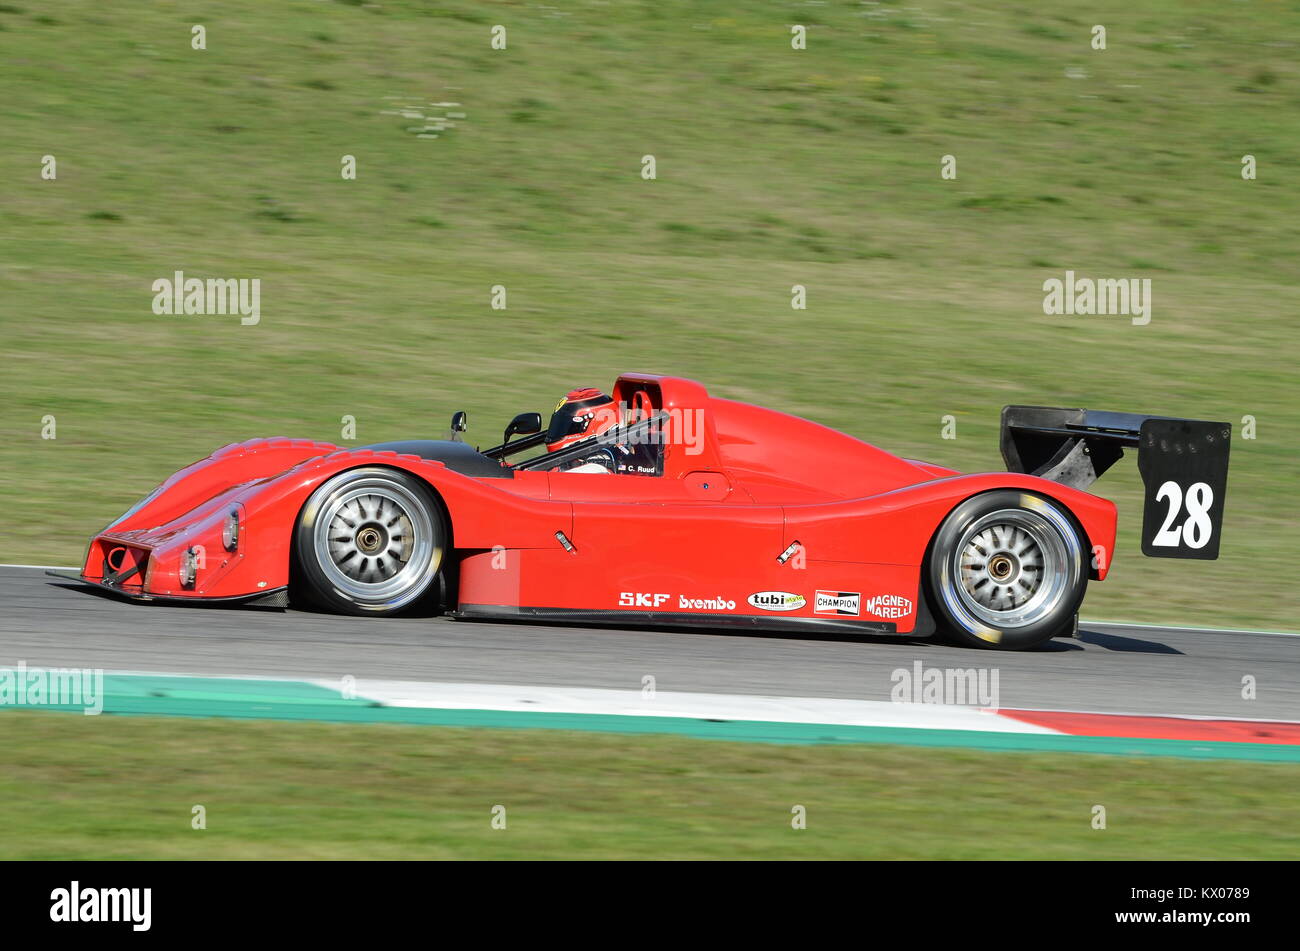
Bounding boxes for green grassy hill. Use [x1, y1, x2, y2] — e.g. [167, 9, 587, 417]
[2, 0, 1296, 628]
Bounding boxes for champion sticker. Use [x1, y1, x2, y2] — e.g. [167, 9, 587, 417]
[814, 590, 860, 616]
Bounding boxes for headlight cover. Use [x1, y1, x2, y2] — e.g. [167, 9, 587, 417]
[221, 508, 240, 551]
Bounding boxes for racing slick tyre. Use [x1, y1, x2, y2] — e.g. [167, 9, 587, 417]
[292, 467, 447, 616]
[926, 490, 1087, 650]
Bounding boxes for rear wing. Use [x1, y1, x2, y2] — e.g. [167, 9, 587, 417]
[1001, 406, 1231, 559]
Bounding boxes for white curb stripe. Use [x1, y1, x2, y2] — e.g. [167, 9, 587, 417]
[1083, 618, 1300, 637]
[1, 564, 81, 570]
[318, 679, 1063, 734]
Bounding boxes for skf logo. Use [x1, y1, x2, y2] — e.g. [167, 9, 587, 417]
[619, 592, 670, 608]
[747, 591, 806, 612]
[863, 594, 913, 619]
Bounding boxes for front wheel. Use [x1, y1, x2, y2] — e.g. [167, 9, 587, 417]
[926, 490, 1087, 650]
[292, 467, 446, 615]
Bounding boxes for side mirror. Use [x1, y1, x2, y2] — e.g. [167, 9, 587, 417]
[450, 411, 468, 438]
[503, 412, 542, 445]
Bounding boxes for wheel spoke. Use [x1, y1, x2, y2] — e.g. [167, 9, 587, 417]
[953, 509, 1074, 622]
[310, 476, 442, 607]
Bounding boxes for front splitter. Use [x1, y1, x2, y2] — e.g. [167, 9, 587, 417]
[44, 570, 289, 608]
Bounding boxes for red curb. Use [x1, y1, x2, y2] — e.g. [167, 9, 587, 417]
[998, 709, 1300, 745]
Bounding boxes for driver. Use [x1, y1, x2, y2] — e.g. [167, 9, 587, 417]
[545, 388, 622, 473]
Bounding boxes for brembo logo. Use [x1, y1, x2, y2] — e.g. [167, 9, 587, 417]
[747, 591, 806, 612]
[679, 595, 735, 611]
[863, 594, 913, 619]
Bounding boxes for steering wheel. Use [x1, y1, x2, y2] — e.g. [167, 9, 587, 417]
[571, 447, 618, 473]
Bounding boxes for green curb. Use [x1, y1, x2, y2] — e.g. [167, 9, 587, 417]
[4, 674, 1298, 763]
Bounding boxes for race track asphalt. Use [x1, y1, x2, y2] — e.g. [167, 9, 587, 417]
[1, 566, 1295, 720]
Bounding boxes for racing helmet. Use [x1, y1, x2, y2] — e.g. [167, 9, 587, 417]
[546, 387, 619, 452]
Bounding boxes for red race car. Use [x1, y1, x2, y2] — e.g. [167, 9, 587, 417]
[53, 373, 1231, 650]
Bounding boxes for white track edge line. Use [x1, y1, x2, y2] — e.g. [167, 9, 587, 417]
[1082, 618, 1300, 637]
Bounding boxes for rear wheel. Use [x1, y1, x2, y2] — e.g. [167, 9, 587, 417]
[292, 467, 446, 615]
[926, 490, 1086, 650]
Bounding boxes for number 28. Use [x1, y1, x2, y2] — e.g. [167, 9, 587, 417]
[1153, 480, 1214, 549]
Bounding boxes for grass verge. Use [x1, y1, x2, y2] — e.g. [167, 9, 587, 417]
[2, 710, 1296, 859]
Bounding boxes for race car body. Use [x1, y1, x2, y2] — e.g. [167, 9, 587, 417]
[56, 373, 1231, 649]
